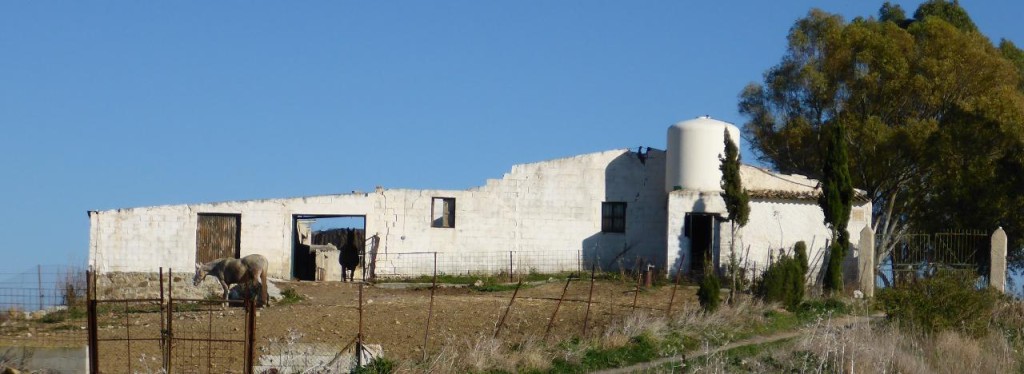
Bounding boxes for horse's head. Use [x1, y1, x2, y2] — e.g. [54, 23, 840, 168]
[193, 262, 207, 286]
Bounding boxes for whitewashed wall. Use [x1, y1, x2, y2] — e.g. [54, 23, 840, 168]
[667, 191, 872, 282]
[89, 194, 377, 279]
[371, 149, 667, 276]
[90, 148, 669, 279]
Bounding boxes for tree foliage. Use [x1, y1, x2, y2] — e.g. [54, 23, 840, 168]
[739, 1, 1024, 270]
[720, 129, 750, 303]
[820, 122, 854, 293]
[720, 130, 750, 228]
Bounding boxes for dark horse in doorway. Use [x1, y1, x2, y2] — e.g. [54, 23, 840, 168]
[194, 254, 270, 307]
[339, 229, 360, 282]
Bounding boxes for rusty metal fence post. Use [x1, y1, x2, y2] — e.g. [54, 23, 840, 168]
[244, 298, 256, 374]
[422, 252, 437, 361]
[357, 282, 364, 368]
[544, 276, 573, 341]
[582, 265, 596, 337]
[159, 268, 169, 373]
[37, 265, 43, 311]
[494, 280, 522, 339]
[509, 251, 514, 283]
[87, 268, 99, 374]
[666, 257, 684, 317]
[167, 268, 174, 374]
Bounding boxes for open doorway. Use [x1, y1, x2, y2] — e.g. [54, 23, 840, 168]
[292, 215, 366, 281]
[686, 213, 717, 276]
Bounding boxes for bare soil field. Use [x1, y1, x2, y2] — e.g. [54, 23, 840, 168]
[261, 279, 697, 361]
[4, 277, 699, 372]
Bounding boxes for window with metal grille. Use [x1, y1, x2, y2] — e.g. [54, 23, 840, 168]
[431, 197, 456, 228]
[601, 202, 626, 233]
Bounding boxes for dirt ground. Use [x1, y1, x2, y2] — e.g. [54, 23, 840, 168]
[258, 279, 698, 361]
[3, 277, 699, 372]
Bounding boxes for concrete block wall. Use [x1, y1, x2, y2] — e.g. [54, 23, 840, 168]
[372, 149, 668, 276]
[91, 148, 670, 280]
[90, 193, 377, 279]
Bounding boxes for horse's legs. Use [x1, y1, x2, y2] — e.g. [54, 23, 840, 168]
[258, 270, 268, 308]
[220, 282, 230, 310]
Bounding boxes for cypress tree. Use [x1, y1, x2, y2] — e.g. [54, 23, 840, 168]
[820, 123, 854, 293]
[720, 129, 749, 302]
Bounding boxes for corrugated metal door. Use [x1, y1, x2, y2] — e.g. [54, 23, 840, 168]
[196, 214, 240, 263]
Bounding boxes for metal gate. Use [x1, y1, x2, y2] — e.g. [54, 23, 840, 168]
[87, 269, 256, 374]
[890, 230, 990, 285]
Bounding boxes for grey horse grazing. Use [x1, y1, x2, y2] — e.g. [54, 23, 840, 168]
[193, 254, 270, 307]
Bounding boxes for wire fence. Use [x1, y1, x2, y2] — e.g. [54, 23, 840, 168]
[372, 250, 588, 279]
[3, 254, 680, 373]
[0, 265, 88, 348]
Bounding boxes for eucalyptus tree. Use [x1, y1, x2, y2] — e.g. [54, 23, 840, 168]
[739, 1, 1024, 280]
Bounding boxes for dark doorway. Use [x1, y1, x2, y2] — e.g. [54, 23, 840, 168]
[686, 213, 716, 276]
[292, 215, 366, 281]
[196, 213, 241, 264]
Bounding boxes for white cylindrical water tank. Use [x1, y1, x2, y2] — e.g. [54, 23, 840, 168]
[665, 116, 741, 193]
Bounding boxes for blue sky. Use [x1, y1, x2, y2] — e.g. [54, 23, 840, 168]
[1, 1, 1021, 274]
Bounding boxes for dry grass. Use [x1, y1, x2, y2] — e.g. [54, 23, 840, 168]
[410, 333, 552, 374]
[603, 311, 669, 348]
[794, 316, 1019, 374]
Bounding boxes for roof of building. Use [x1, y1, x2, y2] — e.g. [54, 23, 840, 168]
[741, 164, 869, 202]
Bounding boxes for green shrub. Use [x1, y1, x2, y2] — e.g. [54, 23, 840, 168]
[755, 249, 805, 310]
[822, 241, 845, 294]
[793, 241, 809, 275]
[795, 298, 847, 321]
[697, 272, 721, 313]
[877, 269, 1000, 337]
[352, 357, 395, 374]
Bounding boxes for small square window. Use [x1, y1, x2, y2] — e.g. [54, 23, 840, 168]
[601, 202, 626, 233]
[431, 197, 456, 228]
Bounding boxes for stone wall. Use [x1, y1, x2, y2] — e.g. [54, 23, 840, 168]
[94, 272, 221, 300]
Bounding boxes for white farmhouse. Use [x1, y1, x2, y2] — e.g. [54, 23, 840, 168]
[88, 117, 870, 286]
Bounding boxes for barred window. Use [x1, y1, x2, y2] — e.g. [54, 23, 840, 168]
[601, 202, 626, 233]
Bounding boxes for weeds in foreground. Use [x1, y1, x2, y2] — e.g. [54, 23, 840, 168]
[278, 288, 304, 305]
[685, 297, 1024, 374]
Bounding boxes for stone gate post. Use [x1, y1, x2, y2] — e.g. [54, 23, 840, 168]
[991, 227, 1007, 293]
[858, 226, 875, 298]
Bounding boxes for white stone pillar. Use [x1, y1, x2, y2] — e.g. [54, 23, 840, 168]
[990, 227, 1008, 293]
[858, 226, 875, 298]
